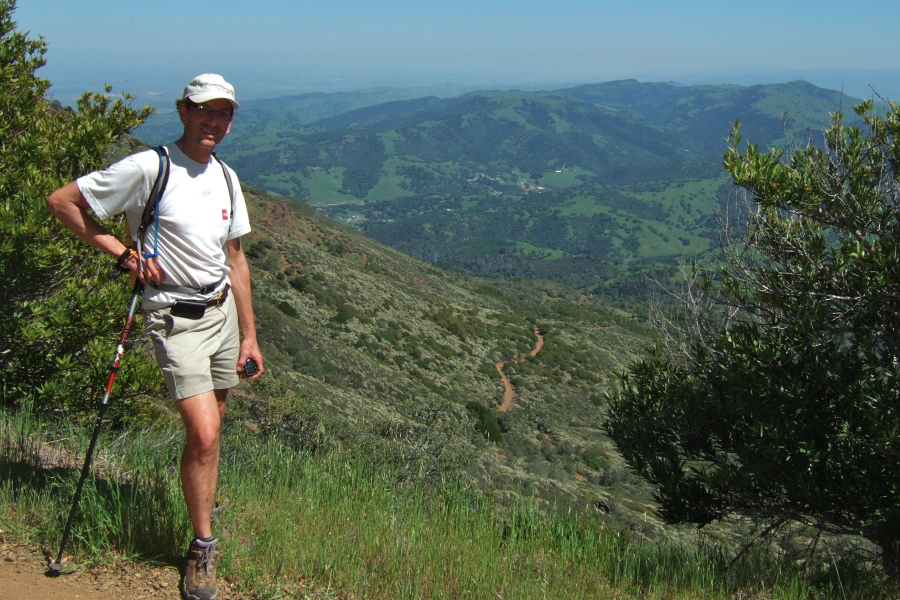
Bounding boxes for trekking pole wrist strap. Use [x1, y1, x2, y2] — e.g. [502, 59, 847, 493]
[116, 248, 139, 272]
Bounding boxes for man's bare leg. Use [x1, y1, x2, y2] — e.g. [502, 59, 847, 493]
[176, 389, 228, 539]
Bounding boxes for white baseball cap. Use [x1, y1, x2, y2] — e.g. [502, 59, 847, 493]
[182, 74, 240, 109]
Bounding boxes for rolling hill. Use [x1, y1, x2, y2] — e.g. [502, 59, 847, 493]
[137, 80, 857, 299]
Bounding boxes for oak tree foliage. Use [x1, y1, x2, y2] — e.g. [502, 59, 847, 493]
[0, 0, 161, 420]
[606, 99, 900, 573]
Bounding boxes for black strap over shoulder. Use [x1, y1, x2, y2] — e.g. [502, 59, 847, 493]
[136, 146, 170, 245]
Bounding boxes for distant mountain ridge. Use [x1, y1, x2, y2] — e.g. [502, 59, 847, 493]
[136, 79, 859, 298]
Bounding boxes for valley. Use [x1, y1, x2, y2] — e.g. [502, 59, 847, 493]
[138, 79, 857, 301]
[232, 183, 665, 537]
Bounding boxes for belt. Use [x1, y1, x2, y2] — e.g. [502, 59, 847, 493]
[206, 284, 230, 307]
[151, 277, 226, 296]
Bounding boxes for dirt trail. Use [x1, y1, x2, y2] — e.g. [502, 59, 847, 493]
[496, 327, 544, 412]
[0, 541, 183, 600]
[0, 541, 255, 600]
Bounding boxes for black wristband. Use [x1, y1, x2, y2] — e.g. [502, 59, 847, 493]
[116, 248, 136, 272]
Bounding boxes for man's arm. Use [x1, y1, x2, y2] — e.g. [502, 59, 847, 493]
[226, 237, 264, 379]
[47, 181, 164, 284]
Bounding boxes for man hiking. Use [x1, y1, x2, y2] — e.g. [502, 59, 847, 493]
[47, 73, 263, 600]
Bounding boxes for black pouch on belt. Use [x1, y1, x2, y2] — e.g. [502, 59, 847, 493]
[170, 299, 207, 320]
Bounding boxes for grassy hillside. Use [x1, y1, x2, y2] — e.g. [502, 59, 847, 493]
[231, 181, 701, 541]
[5, 184, 882, 593]
[7, 405, 884, 599]
[1, 176, 888, 594]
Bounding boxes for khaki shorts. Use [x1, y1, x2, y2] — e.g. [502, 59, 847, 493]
[145, 292, 241, 400]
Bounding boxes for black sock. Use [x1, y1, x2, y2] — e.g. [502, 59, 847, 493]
[195, 535, 216, 545]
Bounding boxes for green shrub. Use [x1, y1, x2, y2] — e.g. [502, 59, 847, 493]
[0, 5, 160, 420]
[330, 303, 360, 324]
[465, 401, 502, 442]
[277, 300, 298, 317]
[288, 275, 309, 292]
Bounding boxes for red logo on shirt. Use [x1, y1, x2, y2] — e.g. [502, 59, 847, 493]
[222, 209, 229, 220]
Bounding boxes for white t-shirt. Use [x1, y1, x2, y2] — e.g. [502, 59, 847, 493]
[78, 143, 251, 310]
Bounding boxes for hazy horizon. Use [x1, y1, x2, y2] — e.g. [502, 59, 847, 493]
[14, 1, 900, 107]
[32, 65, 900, 112]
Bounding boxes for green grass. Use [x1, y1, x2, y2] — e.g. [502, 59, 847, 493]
[555, 194, 610, 217]
[0, 403, 893, 599]
[222, 120, 293, 159]
[623, 176, 727, 213]
[539, 168, 587, 188]
[366, 156, 416, 202]
[512, 241, 568, 260]
[300, 166, 361, 206]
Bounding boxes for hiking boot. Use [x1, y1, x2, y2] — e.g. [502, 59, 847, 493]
[181, 538, 221, 600]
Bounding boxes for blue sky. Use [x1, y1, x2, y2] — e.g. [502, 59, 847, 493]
[12, 0, 900, 103]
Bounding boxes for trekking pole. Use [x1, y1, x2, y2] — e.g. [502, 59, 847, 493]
[48, 280, 145, 575]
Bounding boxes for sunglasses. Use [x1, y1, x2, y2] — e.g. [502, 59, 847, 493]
[189, 103, 234, 121]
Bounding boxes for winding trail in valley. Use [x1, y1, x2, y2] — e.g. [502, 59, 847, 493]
[496, 326, 544, 412]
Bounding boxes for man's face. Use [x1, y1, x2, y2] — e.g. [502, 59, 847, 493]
[178, 98, 234, 154]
